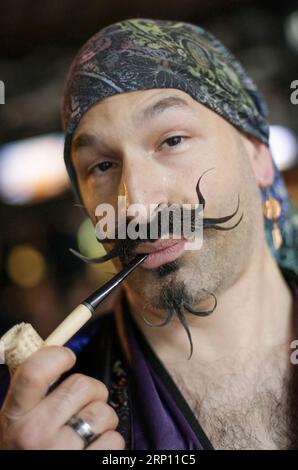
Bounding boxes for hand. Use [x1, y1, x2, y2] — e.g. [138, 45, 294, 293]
[0, 346, 125, 450]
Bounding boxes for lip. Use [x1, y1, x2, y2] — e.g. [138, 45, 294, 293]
[135, 238, 186, 269]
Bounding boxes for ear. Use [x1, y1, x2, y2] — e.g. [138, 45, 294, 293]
[239, 132, 274, 188]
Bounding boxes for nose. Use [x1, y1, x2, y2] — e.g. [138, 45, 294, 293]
[119, 153, 169, 224]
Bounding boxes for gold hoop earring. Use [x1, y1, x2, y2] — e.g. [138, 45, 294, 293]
[262, 188, 282, 250]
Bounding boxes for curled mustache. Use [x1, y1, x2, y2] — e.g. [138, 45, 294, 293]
[70, 168, 243, 265]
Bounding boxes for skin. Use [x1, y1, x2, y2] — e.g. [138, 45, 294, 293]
[0, 88, 294, 449]
[71, 88, 295, 448]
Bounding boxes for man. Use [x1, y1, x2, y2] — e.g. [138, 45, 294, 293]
[0, 18, 298, 450]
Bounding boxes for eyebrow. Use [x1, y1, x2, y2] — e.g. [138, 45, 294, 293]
[136, 94, 194, 124]
[72, 133, 100, 152]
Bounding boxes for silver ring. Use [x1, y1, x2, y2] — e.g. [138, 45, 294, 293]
[66, 416, 98, 447]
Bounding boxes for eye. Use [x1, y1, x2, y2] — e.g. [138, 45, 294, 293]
[89, 161, 114, 175]
[160, 135, 186, 149]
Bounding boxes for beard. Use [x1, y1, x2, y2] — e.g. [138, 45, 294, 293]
[122, 225, 241, 358]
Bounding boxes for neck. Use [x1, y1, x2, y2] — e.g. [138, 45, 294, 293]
[125, 243, 295, 367]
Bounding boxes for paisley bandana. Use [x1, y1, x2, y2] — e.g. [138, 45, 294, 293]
[61, 18, 298, 274]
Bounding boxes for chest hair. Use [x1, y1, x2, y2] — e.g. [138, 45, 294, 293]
[168, 350, 298, 450]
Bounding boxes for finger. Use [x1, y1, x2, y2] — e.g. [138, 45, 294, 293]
[86, 430, 126, 450]
[3, 346, 76, 418]
[30, 374, 109, 433]
[46, 401, 118, 450]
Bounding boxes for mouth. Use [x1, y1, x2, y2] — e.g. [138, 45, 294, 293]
[134, 238, 186, 269]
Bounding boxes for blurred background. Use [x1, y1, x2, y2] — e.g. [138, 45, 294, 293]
[0, 0, 297, 337]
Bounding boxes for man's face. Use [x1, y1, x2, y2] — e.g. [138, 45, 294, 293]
[71, 88, 266, 314]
